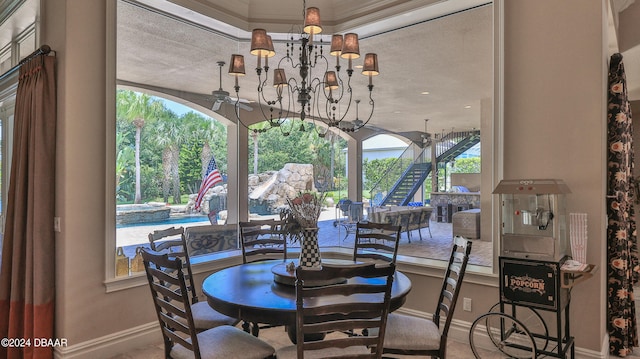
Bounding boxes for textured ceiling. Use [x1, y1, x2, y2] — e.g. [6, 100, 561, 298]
[117, 0, 493, 138]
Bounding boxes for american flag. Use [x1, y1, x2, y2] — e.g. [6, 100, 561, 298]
[194, 155, 223, 210]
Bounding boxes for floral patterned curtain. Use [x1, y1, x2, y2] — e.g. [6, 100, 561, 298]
[607, 52, 639, 357]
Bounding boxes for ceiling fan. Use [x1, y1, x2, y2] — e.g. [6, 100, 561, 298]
[211, 61, 252, 112]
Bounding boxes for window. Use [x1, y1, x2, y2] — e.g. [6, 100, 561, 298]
[114, 90, 232, 276]
[111, 0, 495, 283]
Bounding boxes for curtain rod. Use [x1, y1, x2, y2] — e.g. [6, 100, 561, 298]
[0, 45, 54, 83]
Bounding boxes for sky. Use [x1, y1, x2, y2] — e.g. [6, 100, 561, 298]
[156, 97, 198, 117]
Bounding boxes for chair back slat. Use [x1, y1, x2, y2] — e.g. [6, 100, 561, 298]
[353, 222, 402, 264]
[240, 219, 288, 263]
[158, 310, 189, 333]
[162, 327, 194, 352]
[142, 249, 202, 359]
[303, 282, 388, 298]
[149, 226, 185, 242]
[295, 262, 396, 358]
[151, 281, 183, 302]
[304, 336, 380, 352]
[152, 239, 185, 253]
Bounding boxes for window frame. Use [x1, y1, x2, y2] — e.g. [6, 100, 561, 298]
[104, 0, 504, 292]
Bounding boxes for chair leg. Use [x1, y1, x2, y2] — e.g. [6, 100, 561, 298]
[251, 322, 260, 337]
[242, 320, 252, 334]
[428, 225, 433, 238]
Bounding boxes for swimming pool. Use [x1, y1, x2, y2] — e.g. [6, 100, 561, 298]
[116, 214, 210, 228]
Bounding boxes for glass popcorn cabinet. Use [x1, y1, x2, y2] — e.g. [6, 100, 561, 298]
[493, 178, 571, 261]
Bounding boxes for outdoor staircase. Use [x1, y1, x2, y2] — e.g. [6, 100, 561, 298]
[370, 130, 480, 207]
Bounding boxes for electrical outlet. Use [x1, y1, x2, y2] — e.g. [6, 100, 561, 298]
[463, 297, 472, 312]
[54, 217, 61, 232]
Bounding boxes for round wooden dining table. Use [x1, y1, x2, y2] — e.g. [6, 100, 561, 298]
[202, 259, 412, 335]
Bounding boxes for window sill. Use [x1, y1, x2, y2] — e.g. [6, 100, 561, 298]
[104, 250, 243, 293]
[104, 247, 498, 293]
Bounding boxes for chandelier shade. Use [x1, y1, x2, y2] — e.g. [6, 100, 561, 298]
[362, 53, 379, 76]
[340, 33, 360, 60]
[228, 0, 378, 134]
[330, 34, 343, 56]
[303, 7, 322, 35]
[273, 68, 288, 87]
[250, 29, 271, 57]
[228, 54, 246, 76]
[324, 71, 339, 90]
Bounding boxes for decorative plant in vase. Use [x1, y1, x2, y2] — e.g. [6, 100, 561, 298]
[286, 191, 326, 268]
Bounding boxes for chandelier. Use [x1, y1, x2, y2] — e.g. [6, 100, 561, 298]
[227, 0, 379, 136]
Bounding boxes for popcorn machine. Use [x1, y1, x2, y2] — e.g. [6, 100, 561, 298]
[468, 179, 593, 358]
[493, 178, 571, 261]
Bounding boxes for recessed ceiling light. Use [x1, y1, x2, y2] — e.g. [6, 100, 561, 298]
[355, 65, 363, 69]
[464, 105, 472, 109]
[421, 91, 430, 95]
[393, 111, 402, 114]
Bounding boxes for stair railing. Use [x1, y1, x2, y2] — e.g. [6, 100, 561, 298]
[368, 142, 427, 208]
[369, 129, 481, 208]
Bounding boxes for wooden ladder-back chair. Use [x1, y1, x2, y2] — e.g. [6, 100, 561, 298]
[276, 262, 396, 359]
[239, 219, 288, 264]
[148, 227, 238, 331]
[141, 249, 276, 359]
[353, 221, 402, 264]
[238, 219, 288, 336]
[382, 236, 472, 359]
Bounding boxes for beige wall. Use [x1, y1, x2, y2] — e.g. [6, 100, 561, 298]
[45, 0, 159, 349]
[502, 0, 607, 351]
[43, 0, 608, 356]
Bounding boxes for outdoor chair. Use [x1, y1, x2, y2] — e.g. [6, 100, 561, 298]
[381, 236, 472, 358]
[353, 221, 402, 264]
[239, 219, 288, 264]
[141, 249, 276, 359]
[148, 227, 238, 331]
[417, 206, 433, 240]
[276, 262, 396, 359]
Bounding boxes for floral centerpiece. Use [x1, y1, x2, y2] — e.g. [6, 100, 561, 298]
[286, 192, 325, 229]
[286, 191, 325, 267]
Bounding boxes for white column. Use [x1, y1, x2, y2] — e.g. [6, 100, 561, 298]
[347, 137, 363, 201]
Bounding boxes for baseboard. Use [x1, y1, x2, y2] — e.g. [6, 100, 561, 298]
[52, 309, 608, 359]
[397, 307, 607, 359]
[53, 321, 161, 359]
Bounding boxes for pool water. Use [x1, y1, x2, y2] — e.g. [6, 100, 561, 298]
[116, 214, 210, 228]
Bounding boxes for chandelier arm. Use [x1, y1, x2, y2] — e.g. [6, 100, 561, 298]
[257, 71, 271, 101]
[312, 119, 329, 138]
[319, 90, 333, 124]
[331, 70, 347, 103]
[281, 82, 294, 121]
[355, 91, 376, 130]
[333, 75, 355, 125]
[232, 96, 252, 130]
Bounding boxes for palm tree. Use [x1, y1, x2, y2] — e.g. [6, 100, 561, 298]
[116, 90, 163, 203]
[151, 107, 185, 204]
[115, 131, 134, 202]
[186, 112, 227, 183]
[248, 122, 270, 175]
